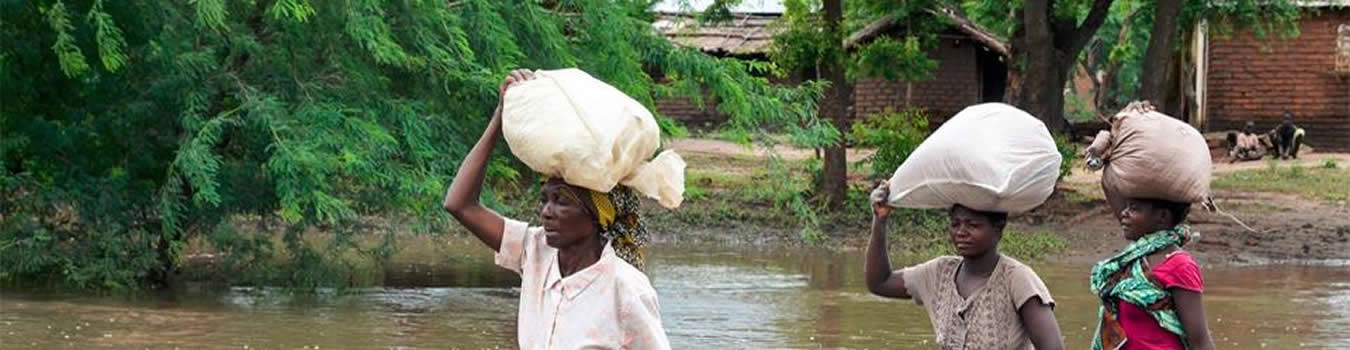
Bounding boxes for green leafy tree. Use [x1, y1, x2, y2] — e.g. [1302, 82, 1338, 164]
[0, 0, 817, 289]
[958, 0, 1301, 123]
[1086, 0, 1300, 116]
[850, 109, 930, 179]
[736, 0, 940, 207]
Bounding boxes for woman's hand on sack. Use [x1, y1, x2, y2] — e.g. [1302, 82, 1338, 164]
[1086, 155, 1104, 171]
[498, 69, 536, 101]
[1083, 144, 1105, 170]
[491, 69, 537, 124]
[869, 181, 892, 218]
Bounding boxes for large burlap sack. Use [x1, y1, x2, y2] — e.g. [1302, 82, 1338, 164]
[1087, 101, 1211, 210]
[501, 68, 685, 209]
[886, 103, 1062, 213]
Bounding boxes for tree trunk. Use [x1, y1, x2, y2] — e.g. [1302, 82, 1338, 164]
[1019, 57, 1071, 133]
[1017, 0, 1069, 133]
[819, 0, 850, 207]
[1009, 0, 1115, 135]
[1161, 52, 1184, 118]
[1139, 0, 1183, 111]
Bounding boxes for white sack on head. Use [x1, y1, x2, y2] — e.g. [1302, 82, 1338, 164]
[886, 103, 1062, 213]
[501, 68, 684, 208]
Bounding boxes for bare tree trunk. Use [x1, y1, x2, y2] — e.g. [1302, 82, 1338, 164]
[905, 82, 913, 106]
[1161, 52, 1184, 118]
[1010, 0, 1115, 135]
[1017, 0, 1069, 133]
[820, 0, 850, 207]
[1140, 0, 1183, 111]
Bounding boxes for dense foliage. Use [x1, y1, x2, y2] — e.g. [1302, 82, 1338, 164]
[850, 109, 929, 179]
[1082, 0, 1300, 113]
[0, 0, 819, 289]
[961, 0, 1301, 116]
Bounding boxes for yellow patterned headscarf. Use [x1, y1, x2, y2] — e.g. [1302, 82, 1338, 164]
[547, 178, 648, 269]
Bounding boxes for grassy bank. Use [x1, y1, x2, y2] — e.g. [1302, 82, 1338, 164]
[649, 150, 1068, 261]
[172, 147, 1071, 289]
[1212, 160, 1348, 201]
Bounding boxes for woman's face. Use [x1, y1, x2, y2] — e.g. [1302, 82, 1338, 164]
[949, 206, 1001, 258]
[1119, 198, 1168, 240]
[539, 182, 599, 249]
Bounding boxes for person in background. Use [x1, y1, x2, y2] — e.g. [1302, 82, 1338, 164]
[1090, 198, 1215, 350]
[443, 69, 671, 349]
[864, 181, 1065, 350]
[1228, 121, 1263, 163]
[1270, 111, 1306, 160]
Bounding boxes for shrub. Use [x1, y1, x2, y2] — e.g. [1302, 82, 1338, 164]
[1055, 133, 1080, 181]
[851, 109, 930, 179]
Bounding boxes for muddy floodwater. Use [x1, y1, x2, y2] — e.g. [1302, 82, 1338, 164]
[3, 240, 1349, 349]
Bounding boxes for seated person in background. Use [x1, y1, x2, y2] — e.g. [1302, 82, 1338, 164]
[1270, 111, 1306, 160]
[1228, 121, 1263, 163]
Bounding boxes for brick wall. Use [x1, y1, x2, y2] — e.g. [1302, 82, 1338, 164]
[854, 38, 981, 124]
[1206, 9, 1350, 151]
[655, 94, 725, 127]
[656, 36, 986, 128]
[654, 75, 796, 127]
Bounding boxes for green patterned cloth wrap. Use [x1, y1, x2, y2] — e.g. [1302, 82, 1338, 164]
[1089, 226, 1196, 350]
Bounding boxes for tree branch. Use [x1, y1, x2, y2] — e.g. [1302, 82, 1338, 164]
[1068, 0, 1115, 54]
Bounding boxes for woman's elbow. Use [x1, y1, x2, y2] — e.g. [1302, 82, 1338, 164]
[864, 280, 900, 298]
[865, 283, 884, 296]
[442, 196, 471, 215]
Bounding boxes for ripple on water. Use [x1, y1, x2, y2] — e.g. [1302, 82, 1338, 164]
[3, 248, 1350, 349]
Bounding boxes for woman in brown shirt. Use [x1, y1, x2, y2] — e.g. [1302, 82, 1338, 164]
[864, 182, 1065, 350]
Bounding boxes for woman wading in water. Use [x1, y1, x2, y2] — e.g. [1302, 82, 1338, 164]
[864, 181, 1065, 350]
[443, 69, 670, 349]
[1090, 198, 1215, 350]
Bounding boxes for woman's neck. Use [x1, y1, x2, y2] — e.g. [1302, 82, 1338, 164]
[557, 237, 605, 277]
[961, 250, 1001, 277]
[1130, 225, 1173, 241]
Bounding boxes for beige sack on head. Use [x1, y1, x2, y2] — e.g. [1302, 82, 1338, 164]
[501, 68, 685, 209]
[1089, 101, 1211, 210]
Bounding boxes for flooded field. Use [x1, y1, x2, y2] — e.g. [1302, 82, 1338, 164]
[3, 241, 1348, 349]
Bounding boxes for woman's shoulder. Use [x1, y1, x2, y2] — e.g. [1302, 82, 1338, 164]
[996, 255, 1038, 275]
[996, 255, 1056, 307]
[929, 255, 964, 267]
[1151, 250, 1204, 292]
[1154, 250, 1201, 273]
[996, 255, 1051, 286]
[610, 259, 657, 296]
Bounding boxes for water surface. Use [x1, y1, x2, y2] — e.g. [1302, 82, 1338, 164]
[3, 242, 1347, 349]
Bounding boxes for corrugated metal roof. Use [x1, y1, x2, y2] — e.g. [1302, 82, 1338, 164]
[1209, 0, 1350, 7]
[1296, 0, 1350, 6]
[650, 0, 785, 15]
[653, 13, 781, 55]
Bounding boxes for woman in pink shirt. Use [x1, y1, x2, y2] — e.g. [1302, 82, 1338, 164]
[1090, 198, 1216, 350]
[443, 70, 671, 350]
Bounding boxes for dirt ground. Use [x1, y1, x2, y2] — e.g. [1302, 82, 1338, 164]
[668, 138, 877, 161]
[1052, 152, 1350, 265]
[669, 138, 1350, 265]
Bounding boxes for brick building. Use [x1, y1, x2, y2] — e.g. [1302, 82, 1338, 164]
[651, 2, 1009, 127]
[1192, 3, 1350, 151]
[651, 7, 780, 126]
[847, 11, 1009, 124]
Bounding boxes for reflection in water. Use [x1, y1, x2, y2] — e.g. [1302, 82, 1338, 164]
[1, 241, 1348, 349]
